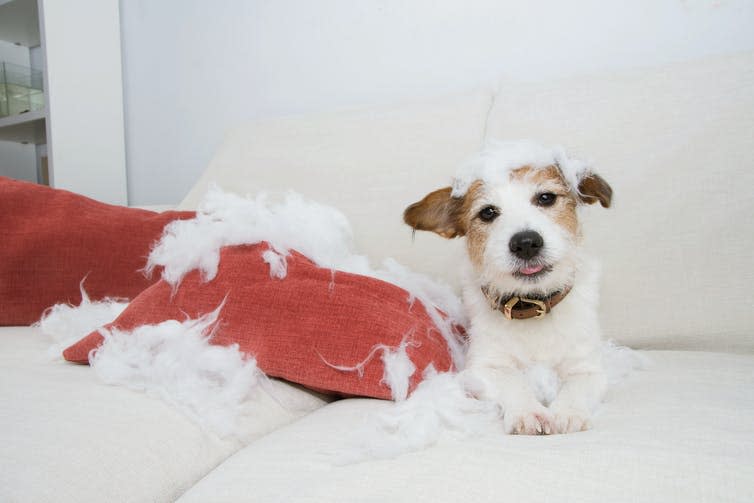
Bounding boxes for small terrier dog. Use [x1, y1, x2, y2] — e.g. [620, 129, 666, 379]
[404, 140, 612, 435]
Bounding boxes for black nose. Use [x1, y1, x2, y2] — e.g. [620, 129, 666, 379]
[509, 230, 544, 260]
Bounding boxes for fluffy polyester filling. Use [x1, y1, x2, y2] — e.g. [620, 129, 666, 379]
[452, 139, 592, 198]
[37, 281, 128, 359]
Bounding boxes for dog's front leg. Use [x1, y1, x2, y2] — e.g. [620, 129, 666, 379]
[549, 370, 607, 434]
[464, 366, 556, 435]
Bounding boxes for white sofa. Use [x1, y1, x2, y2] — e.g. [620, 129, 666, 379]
[3, 51, 753, 502]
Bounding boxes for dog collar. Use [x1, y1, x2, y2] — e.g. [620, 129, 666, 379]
[480, 285, 573, 320]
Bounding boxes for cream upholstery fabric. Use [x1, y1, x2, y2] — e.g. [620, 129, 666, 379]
[0, 327, 327, 503]
[179, 350, 754, 503]
[178, 91, 493, 291]
[486, 52, 754, 352]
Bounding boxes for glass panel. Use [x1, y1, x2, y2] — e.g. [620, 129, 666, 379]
[0, 62, 45, 118]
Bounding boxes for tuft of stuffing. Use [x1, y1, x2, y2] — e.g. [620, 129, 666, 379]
[379, 339, 417, 402]
[451, 139, 592, 198]
[318, 335, 419, 402]
[89, 302, 267, 439]
[336, 366, 502, 464]
[261, 248, 289, 279]
[36, 281, 128, 359]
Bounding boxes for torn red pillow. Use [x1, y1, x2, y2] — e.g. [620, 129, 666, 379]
[63, 244, 461, 400]
[0, 177, 195, 325]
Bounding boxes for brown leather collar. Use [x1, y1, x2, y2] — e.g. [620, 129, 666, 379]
[481, 284, 573, 320]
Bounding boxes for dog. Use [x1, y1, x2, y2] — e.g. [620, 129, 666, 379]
[403, 140, 612, 435]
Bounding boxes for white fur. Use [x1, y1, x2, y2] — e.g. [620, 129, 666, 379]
[448, 141, 612, 435]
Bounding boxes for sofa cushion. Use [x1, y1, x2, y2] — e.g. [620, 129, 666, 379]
[63, 244, 460, 400]
[0, 326, 326, 503]
[485, 52, 754, 352]
[177, 90, 493, 291]
[176, 350, 754, 503]
[0, 177, 195, 326]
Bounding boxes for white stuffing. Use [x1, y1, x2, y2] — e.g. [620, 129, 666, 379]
[451, 139, 592, 198]
[335, 366, 502, 464]
[261, 247, 289, 279]
[89, 302, 268, 439]
[319, 336, 418, 401]
[146, 186, 467, 369]
[36, 281, 128, 359]
[380, 339, 417, 401]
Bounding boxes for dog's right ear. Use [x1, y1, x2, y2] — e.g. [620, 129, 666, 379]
[403, 187, 467, 238]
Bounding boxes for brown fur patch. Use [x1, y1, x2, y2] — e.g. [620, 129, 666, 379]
[578, 173, 612, 208]
[403, 187, 467, 238]
[460, 182, 488, 267]
[512, 165, 580, 236]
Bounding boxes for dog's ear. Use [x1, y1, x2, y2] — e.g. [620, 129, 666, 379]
[578, 173, 612, 208]
[404, 187, 467, 238]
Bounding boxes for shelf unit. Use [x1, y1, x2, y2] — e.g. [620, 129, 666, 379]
[0, 0, 128, 205]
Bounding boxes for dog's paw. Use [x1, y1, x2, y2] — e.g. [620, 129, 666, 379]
[503, 404, 555, 435]
[551, 406, 592, 434]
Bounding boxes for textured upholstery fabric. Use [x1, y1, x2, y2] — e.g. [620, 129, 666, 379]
[178, 91, 493, 291]
[178, 350, 754, 503]
[63, 244, 459, 399]
[0, 326, 327, 503]
[485, 52, 754, 352]
[0, 177, 194, 326]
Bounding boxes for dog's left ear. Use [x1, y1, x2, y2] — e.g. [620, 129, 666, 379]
[578, 173, 612, 208]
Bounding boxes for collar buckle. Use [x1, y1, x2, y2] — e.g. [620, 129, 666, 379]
[503, 297, 547, 320]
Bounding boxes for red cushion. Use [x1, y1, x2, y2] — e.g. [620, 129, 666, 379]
[0, 177, 195, 326]
[63, 244, 461, 399]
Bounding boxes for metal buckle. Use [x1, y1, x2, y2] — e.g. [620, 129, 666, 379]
[503, 296, 547, 320]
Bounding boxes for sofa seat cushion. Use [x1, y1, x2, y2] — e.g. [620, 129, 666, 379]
[0, 327, 327, 503]
[177, 350, 754, 503]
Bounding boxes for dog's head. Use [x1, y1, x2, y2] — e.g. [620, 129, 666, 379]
[404, 141, 611, 297]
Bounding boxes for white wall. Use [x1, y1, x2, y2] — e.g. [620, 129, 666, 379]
[120, 0, 754, 205]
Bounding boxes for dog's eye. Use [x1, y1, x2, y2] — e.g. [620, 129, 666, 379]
[535, 193, 557, 207]
[478, 206, 499, 222]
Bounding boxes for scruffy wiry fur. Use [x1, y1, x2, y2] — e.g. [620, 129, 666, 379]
[405, 140, 613, 435]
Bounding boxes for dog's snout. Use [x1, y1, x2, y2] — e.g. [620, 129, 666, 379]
[509, 230, 544, 260]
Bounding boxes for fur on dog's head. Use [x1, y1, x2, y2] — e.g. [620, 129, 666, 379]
[404, 140, 611, 298]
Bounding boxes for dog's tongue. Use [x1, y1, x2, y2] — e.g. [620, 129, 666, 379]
[520, 264, 544, 275]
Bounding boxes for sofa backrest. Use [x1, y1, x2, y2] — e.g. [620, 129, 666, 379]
[180, 52, 754, 353]
[486, 51, 754, 352]
[179, 91, 492, 293]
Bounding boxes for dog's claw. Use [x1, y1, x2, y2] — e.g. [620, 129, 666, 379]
[551, 406, 592, 434]
[504, 405, 555, 436]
